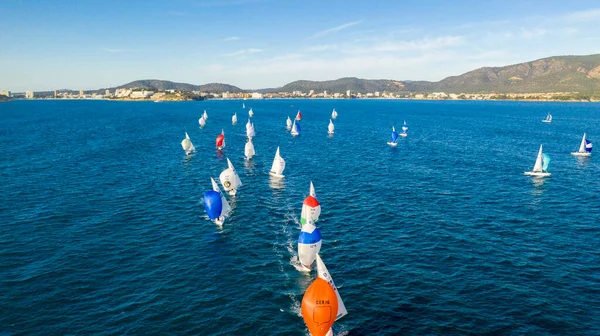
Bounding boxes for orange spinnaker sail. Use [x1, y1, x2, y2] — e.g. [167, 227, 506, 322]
[302, 277, 338, 336]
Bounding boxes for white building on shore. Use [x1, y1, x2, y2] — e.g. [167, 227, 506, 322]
[25, 91, 34, 99]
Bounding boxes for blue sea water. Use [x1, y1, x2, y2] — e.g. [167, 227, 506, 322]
[1, 99, 600, 335]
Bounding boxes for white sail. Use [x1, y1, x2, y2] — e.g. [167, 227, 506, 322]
[199, 117, 206, 127]
[219, 158, 242, 195]
[246, 119, 252, 130]
[309, 181, 316, 198]
[269, 147, 285, 177]
[533, 145, 544, 172]
[246, 122, 255, 138]
[578, 133, 587, 153]
[286, 116, 292, 130]
[232, 113, 237, 125]
[331, 109, 338, 119]
[316, 254, 348, 321]
[211, 177, 231, 218]
[328, 119, 335, 134]
[242, 102, 245, 109]
[181, 132, 195, 154]
[402, 121, 408, 132]
[249, 108, 254, 117]
[203, 110, 208, 120]
[291, 119, 299, 136]
[245, 139, 256, 160]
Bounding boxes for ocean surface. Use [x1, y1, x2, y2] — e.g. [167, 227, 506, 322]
[1, 99, 600, 335]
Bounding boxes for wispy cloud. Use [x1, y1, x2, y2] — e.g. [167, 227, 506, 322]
[100, 48, 123, 53]
[309, 20, 363, 39]
[224, 48, 264, 56]
[564, 8, 600, 22]
[222, 36, 240, 42]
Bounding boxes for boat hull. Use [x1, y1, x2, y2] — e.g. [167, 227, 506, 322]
[328, 132, 334, 135]
[541, 120, 551, 123]
[400, 133, 407, 137]
[291, 132, 299, 136]
[387, 142, 398, 147]
[269, 171, 284, 178]
[524, 171, 551, 177]
[571, 152, 591, 157]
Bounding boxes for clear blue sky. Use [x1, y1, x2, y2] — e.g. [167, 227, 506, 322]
[1, 0, 600, 91]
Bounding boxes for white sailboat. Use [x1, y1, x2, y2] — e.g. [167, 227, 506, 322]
[219, 158, 243, 196]
[244, 138, 256, 160]
[291, 119, 300, 136]
[542, 113, 552, 123]
[181, 132, 196, 155]
[571, 133, 592, 157]
[242, 102, 245, 109]
[316, 254, 348, 321]
[203, 110, 208, 120]
[269, 147, 286, 178]
[248, 108, 254, 118]
[286, 116, 292, 130]
[198, 116, 206, 128]
[524, 145, 551, 177]
[232, 113, 237, 125]
[328, 119, 335, 135]
[331, 109, 338, 119]
[210, 177, 231, 226]
[246, 121, 255, 138]
[400, 120, 408, 137]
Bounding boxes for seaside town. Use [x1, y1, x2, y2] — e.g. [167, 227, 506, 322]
[0, 88, 593, 102]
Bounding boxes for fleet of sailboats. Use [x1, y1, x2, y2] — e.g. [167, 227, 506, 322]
[571, 133, 593, 157]
[524, 145, 551, 177]
[182, 103, 591, 334]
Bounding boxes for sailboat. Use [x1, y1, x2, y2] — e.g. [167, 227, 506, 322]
[246, 121, 255, 138]
[524, 145, 551, 177]
[232, 113, 237, 125]
[291, 119, 300, 136]
[219, 158, 243, 196]
[331, 109, 338, 119]
[400, 120, 408, 137]
[181, 132, 196, 155]
[244, 138, 256, 160]
[316, 254, 348, 321]
[286, 116, 293, 130]
[207, 177, 231, 226]
[269, 146, 286, 178]
[328, 119, 335, 135]
[242, 102, 245, 109]
[203, 110, 208, 120]
[571, 133, 592, 156]
[542, 113, 552, 123]
[298, 223, 322, 271]
[216, 129, 225, 150]
[296, 110, 302, 121]
[198, 116, 206, 128]
[301, 181, 321, 225]
[387, 126, 399, 147]
[248, 108, 254, 118]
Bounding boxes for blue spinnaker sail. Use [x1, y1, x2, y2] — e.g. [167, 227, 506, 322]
[585, 139, 593, 152]
[203, 190, 223, 220]
[542, 154, 551, 171]
[296, 122, 301, 133]
[391, 131, 399, 142]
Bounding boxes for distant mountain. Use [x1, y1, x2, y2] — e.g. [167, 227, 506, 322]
[433, 54, 600, 93]
[95, 54, 600, 95]
[108, 79, 244, 93]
